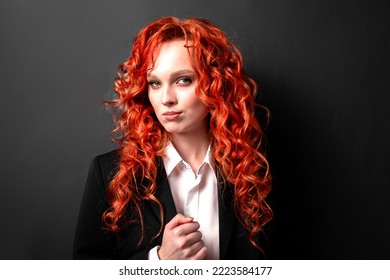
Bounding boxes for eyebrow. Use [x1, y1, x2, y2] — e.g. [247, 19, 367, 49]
[146, 69, 196, 80]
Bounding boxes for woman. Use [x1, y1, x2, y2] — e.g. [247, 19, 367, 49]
[73, 16, 272, 260]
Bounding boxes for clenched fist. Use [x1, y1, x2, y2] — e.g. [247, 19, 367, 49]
[158, 214, 207, 260]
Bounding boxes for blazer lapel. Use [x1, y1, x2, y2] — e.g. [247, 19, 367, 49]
[148, 158, 177, 226]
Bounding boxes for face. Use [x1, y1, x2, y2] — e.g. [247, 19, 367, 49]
[147, 40, 209, 137]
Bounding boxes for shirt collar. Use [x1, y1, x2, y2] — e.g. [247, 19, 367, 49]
[162, 141, 216, 177]
[162, 141, 183, 176]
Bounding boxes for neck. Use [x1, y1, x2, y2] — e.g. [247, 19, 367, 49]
[170, 131, 210, 173]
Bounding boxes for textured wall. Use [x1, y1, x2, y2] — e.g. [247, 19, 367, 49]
[0, 0, 389, 259]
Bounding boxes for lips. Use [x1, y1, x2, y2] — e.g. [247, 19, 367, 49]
[162, 111, 182, 120]
[163, 111, 181, 115]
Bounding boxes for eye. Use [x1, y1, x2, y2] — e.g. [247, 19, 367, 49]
[176, 77, 192, 86]
[148, 80, 161, 89]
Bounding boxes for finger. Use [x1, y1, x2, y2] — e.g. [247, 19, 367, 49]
[184, 230, 203, 245]
[165, 214, 193, 230]
[189, 239, 205, 255]
[191, 246, 208, 260]
[172, 230, 202, 251]
[180, 239, 204, 258]
[172, 221, 200, 236]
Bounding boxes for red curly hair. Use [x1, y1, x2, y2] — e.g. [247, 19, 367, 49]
[103, 16, 272, 253]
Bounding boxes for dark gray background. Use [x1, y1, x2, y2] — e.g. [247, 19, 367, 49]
[0, 0, 389, 259]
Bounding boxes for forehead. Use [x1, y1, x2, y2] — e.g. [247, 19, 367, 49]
[147, 39, 194, 76]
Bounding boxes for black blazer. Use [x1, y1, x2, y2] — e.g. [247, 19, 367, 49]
[73, 150, 265, 259]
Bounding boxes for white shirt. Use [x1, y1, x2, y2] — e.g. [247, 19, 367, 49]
[148, 141, 220, 260]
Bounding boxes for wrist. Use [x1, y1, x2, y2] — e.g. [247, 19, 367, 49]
[157, 246, 163, 260]
[148, 245, 161, 260]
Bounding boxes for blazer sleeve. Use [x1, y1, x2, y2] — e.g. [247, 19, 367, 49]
[73, 154, 117, 259]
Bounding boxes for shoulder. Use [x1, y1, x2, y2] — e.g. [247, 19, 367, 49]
[88, 149, 120, 185]
[93, 149, 120, 166]
[88, 150, 165, 184]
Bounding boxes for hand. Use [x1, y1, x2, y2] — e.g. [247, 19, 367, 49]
[158, 214, 207, 260]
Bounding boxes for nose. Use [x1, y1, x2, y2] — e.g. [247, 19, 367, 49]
[161, 85, 177, 106]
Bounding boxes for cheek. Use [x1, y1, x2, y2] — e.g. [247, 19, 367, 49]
[192, 100, 209, 118]
[200, 107, 210, 120]
[148, 93, 158, 111]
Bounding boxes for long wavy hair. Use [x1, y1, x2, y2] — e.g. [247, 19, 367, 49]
[103, 16, 272, 254]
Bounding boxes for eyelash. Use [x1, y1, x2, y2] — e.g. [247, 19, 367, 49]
[148, 81, 161, 87]
[176, 77, 192, 85]
[147, 77, 193, 88]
